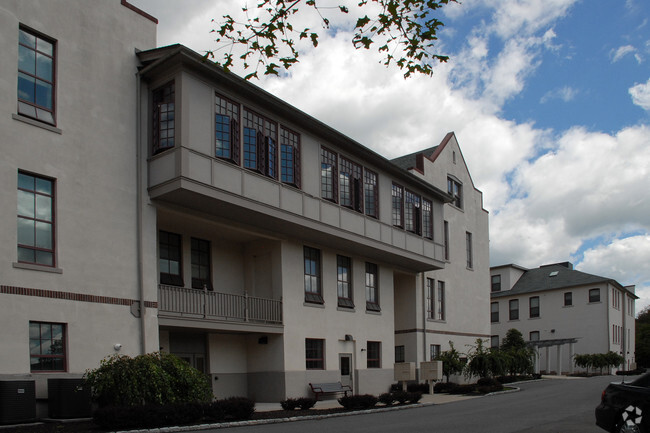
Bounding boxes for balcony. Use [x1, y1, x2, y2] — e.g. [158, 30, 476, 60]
[158, 285, 283, 332]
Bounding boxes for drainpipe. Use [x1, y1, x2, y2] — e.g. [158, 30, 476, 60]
[421, 273, 427, 368]
[135, 65, 147, 355]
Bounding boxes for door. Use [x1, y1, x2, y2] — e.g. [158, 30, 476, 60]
[339, 353, 353, 390]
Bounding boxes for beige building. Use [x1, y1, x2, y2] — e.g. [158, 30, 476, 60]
[490, 262, 637, 374]
[0, 0, 490, 410]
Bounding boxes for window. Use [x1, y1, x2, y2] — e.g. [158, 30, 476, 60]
[215, 93, 240, 163]
[491, 275, 501, 292]
[589, 288, 600, 303]
[305, 339, 324, 369]
[564, 292, 572, 306]
[321, 148, 337, 201]
[364, 170, 378, 218]
[191, 238, 211, 290]
[491, 302, 499, 323]
[367, 341, 381, 368]
[509, 299, 519, 320]
[427, 278, 435, 319]
[490, 336, 499, 349]
[444, 221, 449, 261]
[17, 172, 55, 266]
[29, 322, 65, 372]
[436, 281, 446, 321]
[365, 262, 380, 312]
[243, 108, 277, 177]
[430, 344, 441, 361]
[337, 255, 354, 308]
[280, 127, 301, 187]
[304, 246, 323, 304]
[340, 158, 363, 212]
[529, 296, 540, 318]
[404, 190, 421, 234]
[391, 183, 404, 227]
[466, 232, 473, 269]
[18, 27, 55, 124]
[422, 199, 433, 239]
[395, 345, 405, 363]
[447, 177, 462, 209]
[152, 82, 175, 155]
[529, 331, 540, 342]
[159, 231, 183, 286]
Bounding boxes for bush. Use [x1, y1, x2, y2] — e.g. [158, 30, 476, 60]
[448, 384, 477, 395]
[338, 394, 378, 410]
[296, 397, 316, 410]
[434, 381, 458, 393]
[476, 377, 503, 394]
[407, 383, 430, 394]
[219, 397, 256, 421]
[280, 398, 300, 410]
[378, 393, 395, 406]
[407, 391, 423, 403]
[392, 390, 409, 404]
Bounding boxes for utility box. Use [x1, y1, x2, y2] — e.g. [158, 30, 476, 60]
[0, 380, 36, 425]
[394, 362, 416, 382]
[48, 378, 92, 419]
[420, 361, 443, 381]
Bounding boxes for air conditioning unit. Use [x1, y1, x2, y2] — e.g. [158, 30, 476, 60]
[0, 380, 36, 425]
[48, 378, 92, 419]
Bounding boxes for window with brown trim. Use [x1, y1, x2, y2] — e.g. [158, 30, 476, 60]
[395, 345, 405, 363]
[17, 172, 55, 267]
[337, 255, 354, 308]
[364, 170, 378, 218]
[367, 341, 381, 368]
[280, 127, 301, 188]
[152, 82, 175, 155]
[340, 157, 363, 212]
[365, 262, 380, 312]
[321, 148, 337, 202]
[159, 231, 183, 286]
[391, 183, 404, 227]
[405, 190, 421, 234]
[304, 246, 323, 304]
[447, 177, 463, 209]
[422, 199, 433, 239]
[215, 93, 240, 164]
[191, 237, 212, 290]
[18, 27, 56, 125]
[29, 321, 66, 372]
[306, 338, 324, 369]
[427, 278, 435, 319]
[436, 281, 445, 321]
[243, 108, 278, 178]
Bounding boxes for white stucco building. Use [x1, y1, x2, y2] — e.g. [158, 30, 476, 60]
[0, 0, 491, 410]
[490, 262, 637, 374]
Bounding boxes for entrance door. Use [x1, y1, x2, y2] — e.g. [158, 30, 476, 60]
[339, 354, 353, 390]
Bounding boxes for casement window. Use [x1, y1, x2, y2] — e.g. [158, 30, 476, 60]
[447, 177, 462, 209]
[430, 344, 441, 361]
[243, 108, 278, 178]
[491, 302, 499, 323]
[304, 246, 323, 304]
[152, 81, 175, 155]
[490, 336, 499, 349]
[364, 170, 378, 218]
[529, 296, 540, 318]
[404, 190, 421, 234]
[427, 278, 435, 319]
[159, 231, 183, 286]
[367, 341, 381, 368]
[191, 238, 212, 290]
[395, 345, 405, 363]
[491, 275, 501, 292]
[436, 281, 446, 321]
[466, 232, 473, 269]
[339, 157, 363, 212]
[18, 27, 55, 124]
[365, 262, 380, 312]
[17, 172, 55, 267]
[589, 288, 600, 303]
[280, 127, 301, 187]
[391, 183, 404, 227]
[337, 255, 354, 308]
[215, 93, 240, 163]
[321, 148, 337, 202]
[444, 221, 450, 261]
[422, 199, 433, 239]
[305, 338, 324, 369]
[564, 292, 572, 306]
[509, 299, 519, 320]
[529, 331, 540, 342]
[29, 321, 65, 372]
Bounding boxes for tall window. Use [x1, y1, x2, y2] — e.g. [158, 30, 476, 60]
[391, 183, 404, 227]
[17, 172, 54, 267]
[305, 339, 324, 370]
[447, 177, 462, 209]
[29, 322, 65, 372]
[339, 158, 363, 211]
[280, 127, 301, 187]
[367, 341, 381, 368]
[159, 231, 183, 286]
[436, 281, 446, 321]
[365, 262, 380, 312]
[466, 232, 473, 269]
[427, 278, 435, 319]
[589, 288, 600, 303]
[491, 275, 501, 292]
[321, 148, 337, 201]
[191, 238, 211, 290]
[215, 93, 240, 163]
[18, 27, 55, 124]
[444, 221, 449, 261]
[509, 299, 519, 320]
[364, 170, 378, 218]
[243, 108, 277, 177]
[395, 345, 405, 363]
[404, 190, 421, 234]
[491, 302, 499, 323]
[564, 292, 572, 306]
[430, 344, 441, 361]
[304, 246, 323, 304]
[529, 296, 540, 318]
[337, 255, 353, 308]
[490, 336, 499, 349]
[422, 199, 433, 239]
[152, 82, 175, 155]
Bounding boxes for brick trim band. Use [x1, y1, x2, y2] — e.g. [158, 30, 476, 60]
[0, 285, 157, 308]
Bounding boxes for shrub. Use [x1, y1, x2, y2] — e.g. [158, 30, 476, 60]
[338, 394, 378, 410]
[434, 381, 458, 393]
[220, 397, 256, 420]
[407, 391, 423, 403]
[392, 390, 409, 404]
[448, 383, 477, 395]
[407, 383, 430, 394]
[280, 398, 300, 410]
[378, 393, 395, 406]
[296, 397, 316, 410]
[476, 377, 503, 394]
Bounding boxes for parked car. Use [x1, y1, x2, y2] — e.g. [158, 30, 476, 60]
[596, 373, 650, 433]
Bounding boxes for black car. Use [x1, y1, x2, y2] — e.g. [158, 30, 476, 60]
[596, 373, 650, 433]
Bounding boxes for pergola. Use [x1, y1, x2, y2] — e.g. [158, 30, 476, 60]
[527, 338, 580, 375]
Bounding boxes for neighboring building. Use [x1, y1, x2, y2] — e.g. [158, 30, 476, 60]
[0, 0, 490, 410]
[391, 134, 491, 375]
[490, 262, 637, 374]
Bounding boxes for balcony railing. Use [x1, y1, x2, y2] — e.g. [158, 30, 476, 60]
[158, 285, 282, 325]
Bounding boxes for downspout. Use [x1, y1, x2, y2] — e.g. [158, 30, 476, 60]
[421, 273, 427, 367]
[135, 65, 147, 355]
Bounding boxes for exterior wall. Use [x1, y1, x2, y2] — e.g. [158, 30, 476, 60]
[0, 0, 157, 401]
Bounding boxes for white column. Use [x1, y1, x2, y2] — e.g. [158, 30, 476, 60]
[556, 344, 563, 375]
[545, 346, 551, 374]
[569, 342, 575, 374]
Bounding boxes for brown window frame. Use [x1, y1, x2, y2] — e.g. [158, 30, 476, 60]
[304, 246, 323, 304]
[191, 237, 212, 290]
[215, 93, 240, 164]
[321, 147, 338, 202]
[365, 262, 380, 312]
[29, 321, 66, 372]
[367, 341, 381, 368]
[17, 26, 56, 125]
[280, 127, 301, 188]
[447, 177, 463, 209]
[364, 169, 379, 218]
[159, 230, 183, 287]
[391, 183, 404, 228]
[152, 81, 175, 155]
[339, 157, 363, 212]
[243, 108, 278, 178]
[306, 338, 325, 370]
[337, 255, 354, 308]
[17, 171, 55, 267]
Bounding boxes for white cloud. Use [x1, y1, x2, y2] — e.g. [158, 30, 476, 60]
[611, 45, 637, 63]
[540, 86, 578, 103]
[630, 78, 650, 111]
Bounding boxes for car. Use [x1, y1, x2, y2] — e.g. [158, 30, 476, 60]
[596, 373, 650, 433]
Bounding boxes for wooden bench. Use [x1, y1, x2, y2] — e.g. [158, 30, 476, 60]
[309, 382, 352, 400]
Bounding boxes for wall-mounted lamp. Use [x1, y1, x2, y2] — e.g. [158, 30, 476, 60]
[114, 343, 122, 351]
[345, 334, 353, 341]
[360, 348, 366, 352]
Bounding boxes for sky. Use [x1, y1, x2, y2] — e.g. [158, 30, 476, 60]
[129, 0, 650, 315]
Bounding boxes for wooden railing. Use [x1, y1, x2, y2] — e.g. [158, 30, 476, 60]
[158, 285, 282, 325]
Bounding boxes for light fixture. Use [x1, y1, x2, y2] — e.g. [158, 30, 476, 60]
[114, 343, 122, 351]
